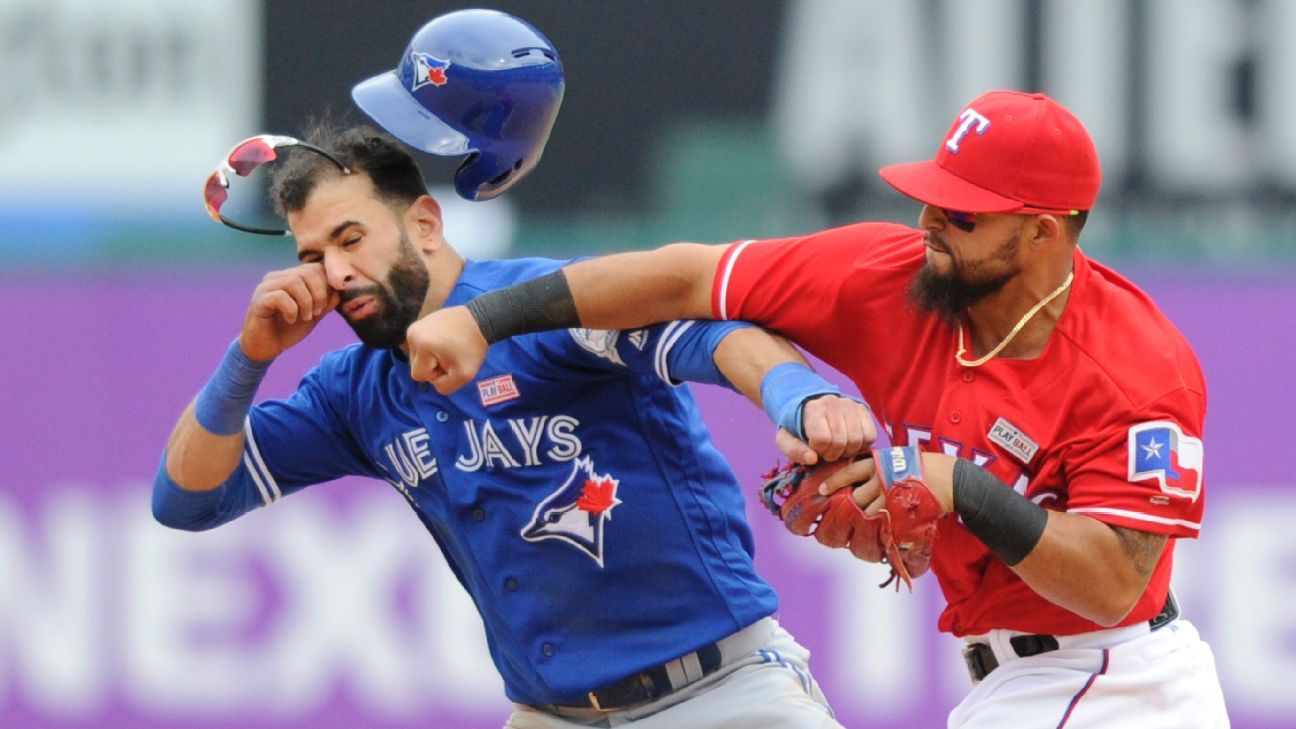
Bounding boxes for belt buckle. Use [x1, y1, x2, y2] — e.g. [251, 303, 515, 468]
[583, 641, 721, 713]
[586, 671, 657, 713]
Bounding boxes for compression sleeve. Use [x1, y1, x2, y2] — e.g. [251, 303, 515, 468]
[953, 459, 1049, 565]
[466, 270, 579, 343]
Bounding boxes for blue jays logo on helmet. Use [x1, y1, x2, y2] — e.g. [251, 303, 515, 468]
[352, 9, 565, 201]
[409, 52, 451, 91]
[521, 457, 622, 567]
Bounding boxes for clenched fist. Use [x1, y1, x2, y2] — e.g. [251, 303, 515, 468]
[406, 305, 490, 393]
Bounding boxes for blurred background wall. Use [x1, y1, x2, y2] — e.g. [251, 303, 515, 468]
[1, 1, 1293, 728]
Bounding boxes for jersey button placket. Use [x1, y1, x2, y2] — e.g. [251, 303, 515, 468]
[541, 643, 556, 657]
[471, 507, 486, 521]
[504, 577, 518, 592]
[941, 366, 973, 430]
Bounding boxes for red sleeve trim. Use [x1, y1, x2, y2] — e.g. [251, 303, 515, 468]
[711, 240, 756, 320]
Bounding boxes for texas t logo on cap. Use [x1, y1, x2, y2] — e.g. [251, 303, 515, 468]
[945, 109, 991, 154]
[880, 90, 1101, 215]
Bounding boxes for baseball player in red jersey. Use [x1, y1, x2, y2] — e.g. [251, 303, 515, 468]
[401, 90, 1230, 727]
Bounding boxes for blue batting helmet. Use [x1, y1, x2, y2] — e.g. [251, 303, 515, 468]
[352, 9, 565, 201]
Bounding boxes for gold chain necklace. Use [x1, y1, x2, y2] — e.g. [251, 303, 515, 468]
[955, 271, 1074, 368]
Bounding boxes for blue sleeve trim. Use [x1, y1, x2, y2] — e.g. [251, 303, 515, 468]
[662, 320, 753, 389]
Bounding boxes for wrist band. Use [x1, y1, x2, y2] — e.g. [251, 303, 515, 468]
[194, 339, 271, 436]
[952, 459, 1048, 566]
[759, 362, 842, 439]
[465, 270, 580, 344]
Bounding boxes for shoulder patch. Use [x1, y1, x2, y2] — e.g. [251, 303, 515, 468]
[1128, 421, 1203, 502]
[568, 328, 626, 366]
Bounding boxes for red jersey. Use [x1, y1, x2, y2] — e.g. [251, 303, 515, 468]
[713, 222, 1207, 637]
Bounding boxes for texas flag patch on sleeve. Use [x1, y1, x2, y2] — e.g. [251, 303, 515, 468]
[1127, 421, 1203, 502]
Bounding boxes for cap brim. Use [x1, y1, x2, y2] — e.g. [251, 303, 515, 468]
[351, 72, 472, 156]
[878, 160, 1023, 213]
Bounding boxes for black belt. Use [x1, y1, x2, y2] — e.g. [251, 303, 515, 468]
[963, 591, 1180, 683]
[559, 642, 724, 712]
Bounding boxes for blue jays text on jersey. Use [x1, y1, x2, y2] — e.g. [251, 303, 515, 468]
[153, 257, 778, 706]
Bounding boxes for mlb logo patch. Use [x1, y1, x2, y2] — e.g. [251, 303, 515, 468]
[1128, 421, 1203, 502]
[478, 374, 520, 407]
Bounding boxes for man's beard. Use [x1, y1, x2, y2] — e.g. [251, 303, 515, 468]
[908, 226, 1024, 325]
[339, 232, 431, 349]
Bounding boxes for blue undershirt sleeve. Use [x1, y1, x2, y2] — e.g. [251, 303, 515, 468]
[662, 320, 751, 389]
[152, 450, 269, 531]
[152, 351, 375, 531]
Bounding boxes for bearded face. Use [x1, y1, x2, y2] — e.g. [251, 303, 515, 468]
[908, 220, 1027, 324]
[337, 230, 431, 349]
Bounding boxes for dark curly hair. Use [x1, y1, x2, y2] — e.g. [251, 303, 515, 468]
[268, 119, 429, 217]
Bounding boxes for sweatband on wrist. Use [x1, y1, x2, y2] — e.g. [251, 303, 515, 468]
[193, 338, 271, 436]
[952, 459, 1048, 566]
[465, 270, 580, 344]
[759, 362, 842, 439]
[664, 320, 751, 388]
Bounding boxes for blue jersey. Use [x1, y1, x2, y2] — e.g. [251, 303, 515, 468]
[160, 257, 778, 705]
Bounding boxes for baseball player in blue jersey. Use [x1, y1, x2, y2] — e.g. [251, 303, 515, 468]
[162, 121, 860, 727]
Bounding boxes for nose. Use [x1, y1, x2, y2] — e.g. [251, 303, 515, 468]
[322, 249, 356, 290]
[918, 204, 944, 230]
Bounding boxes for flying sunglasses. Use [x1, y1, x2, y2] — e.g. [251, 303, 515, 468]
[203, 135, 350, 236]
[940, 206, 1080, 234]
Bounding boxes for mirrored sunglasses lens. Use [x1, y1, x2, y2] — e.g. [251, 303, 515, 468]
[228, 139, 279, 177]
[203, 174, 229, 222]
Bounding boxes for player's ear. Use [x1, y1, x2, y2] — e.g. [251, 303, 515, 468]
[407, 194, 445, 249]
[1028, 213, 1063, 250]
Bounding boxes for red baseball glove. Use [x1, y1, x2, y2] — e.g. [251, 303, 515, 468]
[759, 447, 944, 590]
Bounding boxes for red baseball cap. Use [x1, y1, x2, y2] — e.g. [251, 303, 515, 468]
[878, 90, 1101, 214]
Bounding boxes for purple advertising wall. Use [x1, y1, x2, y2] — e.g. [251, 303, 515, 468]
[2, 268, 1293, 728]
